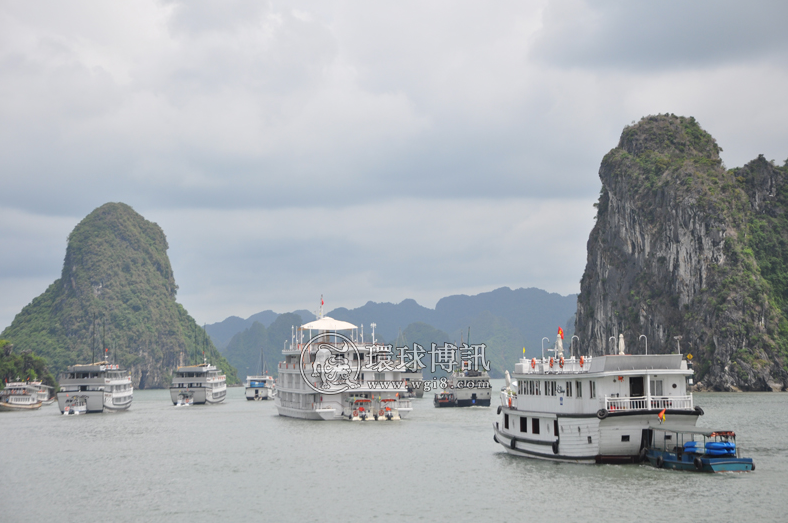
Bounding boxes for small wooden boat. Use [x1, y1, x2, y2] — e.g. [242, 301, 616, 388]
[644, 425, 754, 472]
[433, 392, 456, 408]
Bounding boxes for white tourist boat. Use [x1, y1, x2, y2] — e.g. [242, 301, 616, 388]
[0, 381, 43, 411]
[433, 367, 491, 407]
[246, 348, 275, 400]
[56, 362, 133, 413]
[169, 360, 226, 405]
[275, 305, 412, 421]
[31, 381, 55, 405]
[62, 395, 88, 415]
[493, 334, 701, 463]
[245, 374, 274, 400]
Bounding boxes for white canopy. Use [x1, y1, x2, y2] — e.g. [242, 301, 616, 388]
[300, 316, 357, 331]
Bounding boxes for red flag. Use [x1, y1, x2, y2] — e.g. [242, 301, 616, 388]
[321, 297, 324, 306]
[658, 409, 666, 423]
[557, 327, 564, 340]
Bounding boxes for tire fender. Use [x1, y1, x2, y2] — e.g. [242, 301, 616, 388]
[597, 409, 608, 419]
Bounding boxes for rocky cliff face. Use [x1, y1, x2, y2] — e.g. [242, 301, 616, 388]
[2, 202, 238, 388]
[575, 115, 788, 391]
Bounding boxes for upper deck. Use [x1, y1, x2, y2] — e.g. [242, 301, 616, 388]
[513, 354, 691, 377]
[506, 353, 696, 416]
[59, 362, 131, 386]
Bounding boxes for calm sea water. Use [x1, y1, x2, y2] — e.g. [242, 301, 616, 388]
[2, 382, 786, 523]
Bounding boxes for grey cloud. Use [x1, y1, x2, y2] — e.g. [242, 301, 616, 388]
[532, 1, 788, 70]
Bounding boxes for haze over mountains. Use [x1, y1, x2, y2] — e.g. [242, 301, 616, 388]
[207, 287, 578, 379]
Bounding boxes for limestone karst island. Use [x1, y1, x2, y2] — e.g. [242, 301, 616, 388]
[1, 115, 786, 394]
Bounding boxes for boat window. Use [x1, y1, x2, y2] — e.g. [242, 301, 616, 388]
[590, 381, 596, 399]
[576, 381, 582, 398]
[621, 435, 630, 442]
[520, 416, 528, 433]
[504, 414, 509, 430]
[566, 381, 573, 397]
[554, 419, 559, 436]
[532, 418, 540, 435]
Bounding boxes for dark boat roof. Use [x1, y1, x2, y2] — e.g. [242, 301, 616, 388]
[649, 424, 735, 437]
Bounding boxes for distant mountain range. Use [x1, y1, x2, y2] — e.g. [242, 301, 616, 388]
[207, 287, 578, 379]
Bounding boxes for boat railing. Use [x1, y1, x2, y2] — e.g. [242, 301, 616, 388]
[514, 356, 592, 374]
[396, 399, 412, 410]
[604, 395, 693, 411]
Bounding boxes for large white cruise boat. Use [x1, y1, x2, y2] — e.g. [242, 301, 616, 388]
[493, 334, 700, 463]
[169, 361, 227, 405]
[0, 381, 43, 411]
[275, 308, 412, 421]
[31, 381, 55, 405]
[56, 362, 133, 413]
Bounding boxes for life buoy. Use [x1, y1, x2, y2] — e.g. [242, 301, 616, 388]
[379, 409, 384, 416]
[508, 397, 512, 407]
[353, 410, 358, 417]
[531, 358, 536, 369]
[559, 357, 565, 368]
[549, 357, 554, 368]
[579, 356, 584, 367]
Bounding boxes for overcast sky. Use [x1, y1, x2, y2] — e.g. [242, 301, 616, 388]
[2, 1, 787, 330]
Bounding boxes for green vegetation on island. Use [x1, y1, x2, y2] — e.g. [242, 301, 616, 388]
[1, 203, 238, 388]
[0, 340, 57, 389]
[577, 114, 788, 390]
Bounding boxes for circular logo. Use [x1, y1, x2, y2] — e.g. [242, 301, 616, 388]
[299, 332, 361, 394]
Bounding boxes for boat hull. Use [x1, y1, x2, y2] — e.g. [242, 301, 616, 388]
[170, 388, 226, 405]
[275, 402, 333, 420]
[434, 398, 491, 408]
[57, 391, 105, 413]
[245, 387, 272, 400]
[646, 452, 754, 472]
[494, 409, 700, 464]
[0, 400, 43, 411]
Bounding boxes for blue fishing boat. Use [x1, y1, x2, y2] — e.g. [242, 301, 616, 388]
[643, 425, 754, 472]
